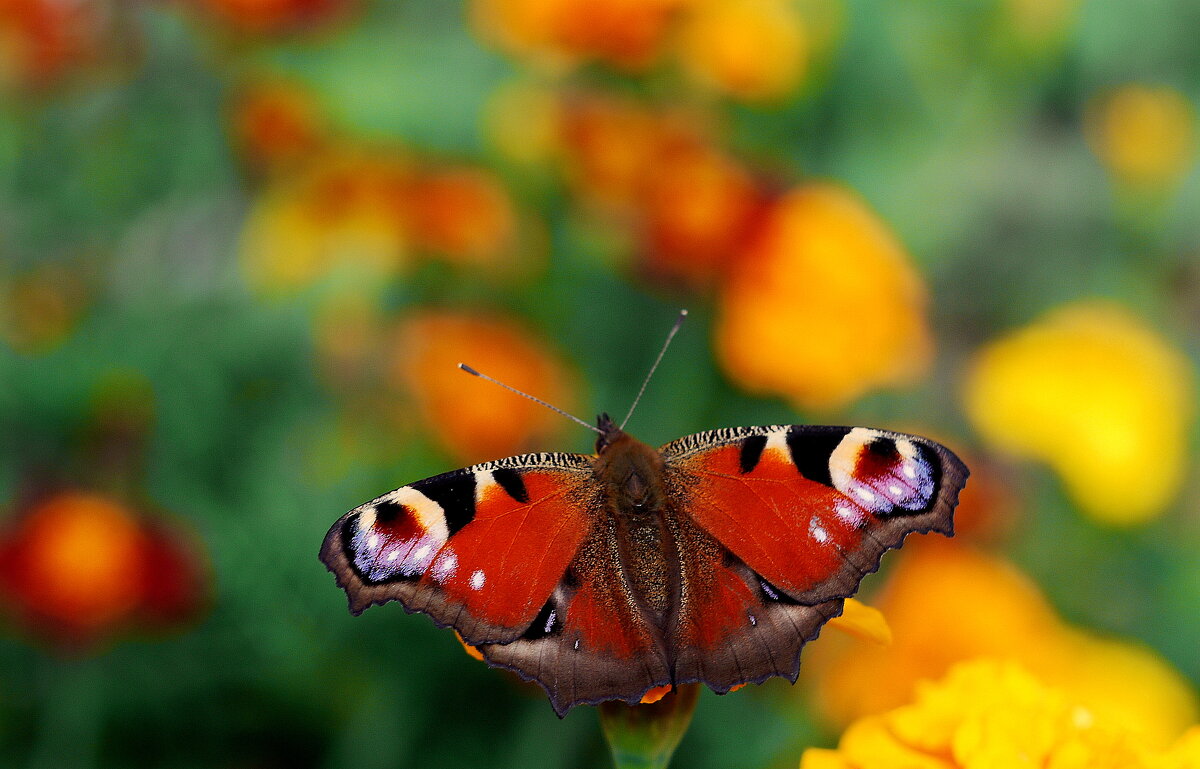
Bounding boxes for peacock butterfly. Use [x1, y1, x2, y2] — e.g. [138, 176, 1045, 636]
[319, 319, 969, 716]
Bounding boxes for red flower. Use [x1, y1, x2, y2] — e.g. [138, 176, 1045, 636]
[0, 492, 208, 649]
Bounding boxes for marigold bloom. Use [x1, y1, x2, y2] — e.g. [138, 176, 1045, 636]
[557, 94, 671, 212]
[0, 493, 207, 647]
[963, 302, 1194, 525]
[716, 184, 932, 410]
[803, 660, 1200, 769]
[403, 167, 519, 267]
[1086, 84, 1197, 189]
[471, 0, 691, 70]
[676, 0, 808, 101]
[0, 0, 110, 90]
[388, 310, 577, 465]
[641, 136, 766, 288]
[229, 77, 329, 175]
[239, 150, 412, 293]
[807, 541, 1198, 749]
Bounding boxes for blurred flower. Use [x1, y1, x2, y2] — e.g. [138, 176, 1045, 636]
[802, 660, 1200, 769]
[0, 492, 207, 648]
[0, 264, 89, 354]
[229, 76, 330, 176]
[1086, 84, 1197, 190]
[190, 0, 356, 35]
[537, 92, 767, 287]
[640, 130, 768, 288]
[387, 309, 578, 465]
[556, 93, 672, 212]
[239, 143, 529, 294]
[676, 0, 807, 101]
[239, 149, 412, 294]
[807, 540, 1198, 749]
[964, 302, 1194, 525]
[471, 0, 692, 71]
[0, 0, 123, 91]
[716, 183, 932, 411]
[403, 167, 520, 267]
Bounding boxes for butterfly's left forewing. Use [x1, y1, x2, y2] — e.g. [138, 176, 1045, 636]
[660, 425, 968, 691]
[319, 453, 599, 645]
[320, 451, 676, 715]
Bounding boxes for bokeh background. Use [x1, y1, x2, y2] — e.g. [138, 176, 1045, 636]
[1, 0, 1199, 767]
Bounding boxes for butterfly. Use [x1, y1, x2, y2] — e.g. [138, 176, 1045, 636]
[319, 320, 969, 717]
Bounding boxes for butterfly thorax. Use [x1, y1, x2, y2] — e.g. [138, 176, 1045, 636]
[592, 413, 675, 619]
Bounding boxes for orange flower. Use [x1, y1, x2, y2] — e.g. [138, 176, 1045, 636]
[404, 167, 520, 267]
[557, 94, 669, 212]
[641, 134, 767, 288]
[471, 0, 692, 71]
[676, 0, 808, 101]
[806, 540, 1198, 749]
[716, 183, 932, 410]
[388, 310, 578, 465]
[803, 660, 1200, 769]
[229, 77, 329, 175]
[1086, 84, 1197, 189]
[0, 0, 124, 91]
[552, 93, 766, 287]
[0, 493, 208, 647]
[192, 0, 356, 35]
[963, 302, 1194, 525]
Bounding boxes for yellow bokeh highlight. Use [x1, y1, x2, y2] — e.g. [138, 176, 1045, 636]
[239, 151, 412, 293]
[677, 0, 808, 101]
[717, 183, 932, 411]
[826, 598, 891, 646]
[803, 660, 1200, 769]
[807, 541, 1198, 750]
[1086, 84, 1197, 189]
[964, 302, 1194, 525]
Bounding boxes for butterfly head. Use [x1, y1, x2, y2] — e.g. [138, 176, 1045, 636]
[595, 412, 623, 454]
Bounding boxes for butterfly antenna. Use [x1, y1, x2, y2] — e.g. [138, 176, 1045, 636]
[457, 363, 603, 435]
[620, 309, 688, 430]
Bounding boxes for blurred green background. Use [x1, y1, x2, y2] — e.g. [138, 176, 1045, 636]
[1, 0, 1198, 767]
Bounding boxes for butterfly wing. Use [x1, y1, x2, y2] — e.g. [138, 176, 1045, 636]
[474, 525, 673, 716]
[320, 451, 674, 715]
[660, 425, 968, 692]
[320, 452, 600, 645]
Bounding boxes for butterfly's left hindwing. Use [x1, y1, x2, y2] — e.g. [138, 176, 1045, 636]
[319, 453, 598, 645]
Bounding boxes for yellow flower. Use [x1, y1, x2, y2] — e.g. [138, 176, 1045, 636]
[1086, 84, 1197, 189]
[803, 660, 1200, 769]
[239, 150, 413, 293]
[963, 302, 1194, 525]
[676, 0, 808, 101]
[716, 183, 932, 411]
[807, 541, 1198, 749]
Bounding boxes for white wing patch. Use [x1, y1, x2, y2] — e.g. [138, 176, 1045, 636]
[829, 428, 935, 514]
